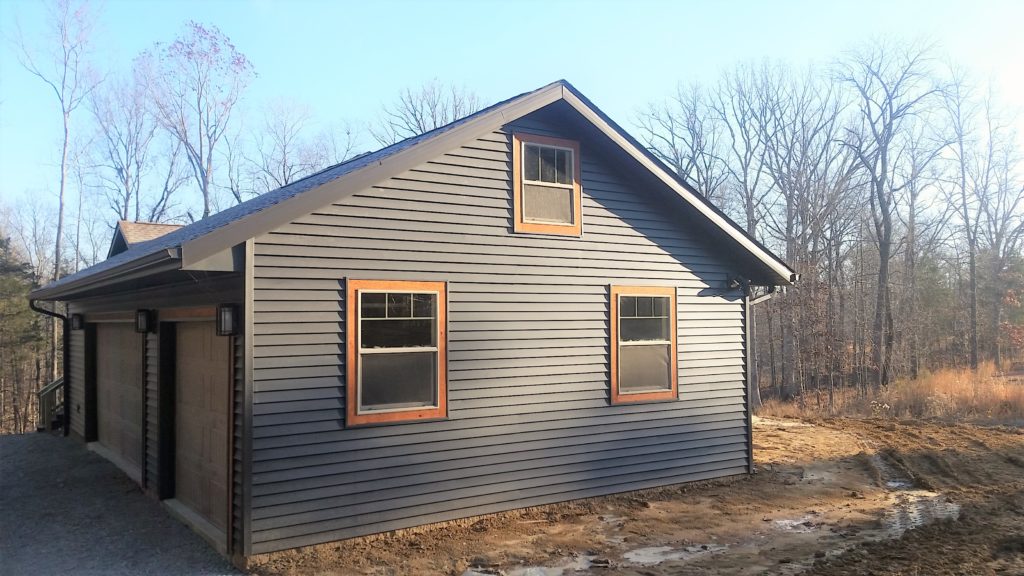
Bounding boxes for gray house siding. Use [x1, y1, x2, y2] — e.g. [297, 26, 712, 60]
[68, 313, 86, 438]
[144, 329, 159, 489]
[248, 117, 750, 553]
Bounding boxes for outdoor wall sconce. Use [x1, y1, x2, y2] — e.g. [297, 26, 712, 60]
[70, 313, 84, 331]
[217, 304, 238, 336]
[135, 309, 153, 334]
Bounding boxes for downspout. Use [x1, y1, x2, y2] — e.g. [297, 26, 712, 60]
[738, 280, 777, 474]
[29, 299, 70, 436]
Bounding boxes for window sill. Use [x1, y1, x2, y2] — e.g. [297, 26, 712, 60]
[610, 390, 678, 405]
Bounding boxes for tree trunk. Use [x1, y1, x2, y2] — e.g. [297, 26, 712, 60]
[967, 241, 979, 369]
[873, 237, 890, 388]
[992, 256, 1003, 370]
[50, 111, 70, 383]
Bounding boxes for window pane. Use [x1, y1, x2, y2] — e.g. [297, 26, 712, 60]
[636, 296, 654, 317]
[524, 144, 540, 181]
[413, 293, 435, 318]
[523, 184, 574, 224]
[555, 149, 568, 184]
[360, 351, 437, 410]
[387, 293, 412, 317]
[653, 296, 668, 316]
[361, 292, 386, 318]
[619, 296, 638, 318]
[619, 344, 671, 392]
[620, 317, 670, 341]
[362, 318, 434, 348]
[540, 146, 557, 182]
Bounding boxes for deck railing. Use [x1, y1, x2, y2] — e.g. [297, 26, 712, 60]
[36, 377, 64, 432]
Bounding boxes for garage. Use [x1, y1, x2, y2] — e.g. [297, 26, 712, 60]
[95, 322, 143, 481]
[173, 321, 231, 541]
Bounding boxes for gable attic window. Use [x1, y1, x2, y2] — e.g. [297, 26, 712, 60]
[346, 279, 447, 426]
[513, 132, 583, 236]
[610, 285, 678, 404]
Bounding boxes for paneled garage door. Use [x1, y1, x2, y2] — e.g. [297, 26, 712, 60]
[175, 321, 230, 536]
[96, 322, 143, 480]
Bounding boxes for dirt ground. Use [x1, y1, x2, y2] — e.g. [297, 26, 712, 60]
[249, 417, 1024, 576]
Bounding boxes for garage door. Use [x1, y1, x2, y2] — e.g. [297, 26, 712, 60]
[96, 322, 143, 479]
[175, 321, 230, 535]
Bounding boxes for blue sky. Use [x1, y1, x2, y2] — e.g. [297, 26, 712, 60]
[1, 0, 1022, 205]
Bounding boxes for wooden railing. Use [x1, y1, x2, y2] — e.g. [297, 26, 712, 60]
[36, 377, 64, 432]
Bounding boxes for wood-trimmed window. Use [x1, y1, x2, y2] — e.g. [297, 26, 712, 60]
[512, 132, 583, 236]
[346, 279, 447, 426]
[610, 285, 678, 404]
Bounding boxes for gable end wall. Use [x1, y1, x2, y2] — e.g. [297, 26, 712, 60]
[248, 122, 749, 553]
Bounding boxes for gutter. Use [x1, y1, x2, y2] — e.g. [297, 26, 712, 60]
[29, 247, 180, 301]
[28, 300, 70, 437]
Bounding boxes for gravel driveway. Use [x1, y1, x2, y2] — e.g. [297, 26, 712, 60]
[0, 433, 241, 576]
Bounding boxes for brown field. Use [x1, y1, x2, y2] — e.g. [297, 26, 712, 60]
[760, 362, 1024, 426]
[248, 415, 1024, 576]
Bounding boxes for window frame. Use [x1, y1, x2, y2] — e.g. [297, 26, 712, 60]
[345, 279, 448, 426]
[512, 132, 583, 237]
[609, 285, 678, 404]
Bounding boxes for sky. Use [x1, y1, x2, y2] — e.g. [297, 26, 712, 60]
[1, 0, 1022, 208]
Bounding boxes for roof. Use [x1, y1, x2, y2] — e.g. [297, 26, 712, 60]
[31, 80, 796, 301]
[117, 221, 184, 244]
[108, 221, 184, 258]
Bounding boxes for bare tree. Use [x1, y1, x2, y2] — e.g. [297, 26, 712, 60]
[13, 0, 100, 380]
[90, 71, 156, 221]
[954, 89, 1024, 368]
[710, 63, 777, 236]
[637, 83, 730, 206]
[760, 67, 857, 398]
[249, 101, 356, 193]
[894, 122, 950, 378]
[839, 41, 938, 387]
[142, 21, 255, 219]
[371, 79, 482, 146]
[147, 139, 190, 222]
[250, 101, 315, 191]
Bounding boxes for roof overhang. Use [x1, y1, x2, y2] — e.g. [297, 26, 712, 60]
[30, 248, 181, 301]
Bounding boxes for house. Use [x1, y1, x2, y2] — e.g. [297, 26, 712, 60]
[29, 80, 796, 563]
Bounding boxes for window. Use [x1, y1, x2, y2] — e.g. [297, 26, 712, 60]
[346, 279, 447, 426]
[513, 132, 582, 236]
[610, 285, 677, 403]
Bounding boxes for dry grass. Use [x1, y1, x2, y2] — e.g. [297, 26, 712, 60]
[759, 361, 1024, 424]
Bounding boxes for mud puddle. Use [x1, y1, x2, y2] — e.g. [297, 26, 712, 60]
[463, 554, 597, 576]
[870, 454, 961, 537]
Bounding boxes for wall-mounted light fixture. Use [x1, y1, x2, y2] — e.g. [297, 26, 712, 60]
[70, 314, 84, 331]
[135, 309, 153, 334]
[217, 304, 238, 336]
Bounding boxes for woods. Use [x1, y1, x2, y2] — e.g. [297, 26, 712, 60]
[636, 44, 1024, 404]
[1, 2, 1021, 433]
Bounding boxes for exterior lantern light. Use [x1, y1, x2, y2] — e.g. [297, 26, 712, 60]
[217, 304, 238, 336]
[70, 313, 84, 331]
[135, 309, 153, 334]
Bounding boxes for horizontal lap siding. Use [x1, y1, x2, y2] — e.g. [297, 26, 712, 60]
[68, 314, 85, 438]
[250, 126, 748, 553]
[234, 333, 245, 552]
[145, 331, 159, 491]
